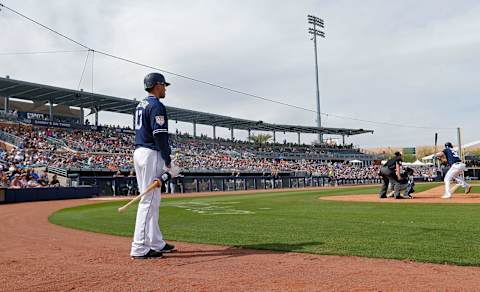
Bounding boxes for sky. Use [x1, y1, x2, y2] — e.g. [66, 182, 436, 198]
[0, 0, 479, 148]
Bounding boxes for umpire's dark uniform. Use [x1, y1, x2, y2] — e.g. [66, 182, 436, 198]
[378, 152, 402, 198]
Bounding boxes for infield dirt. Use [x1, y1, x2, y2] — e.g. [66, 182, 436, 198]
[321, 185, 480, 204]
[2, 189, 480, 291]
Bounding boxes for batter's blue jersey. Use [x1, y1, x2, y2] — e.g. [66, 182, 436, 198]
[443, 148, 461, 165]
[135, 96, 171, 164]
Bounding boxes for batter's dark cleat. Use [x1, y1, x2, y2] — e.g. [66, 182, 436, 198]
[379, 195, 387, 199]
[131, 249, 163, 260]
[157, 243, 176, 253]
[394, 196, 404, 199]
[465, 186, 472, 194]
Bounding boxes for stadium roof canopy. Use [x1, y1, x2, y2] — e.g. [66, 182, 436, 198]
[0, 76, 373, 136]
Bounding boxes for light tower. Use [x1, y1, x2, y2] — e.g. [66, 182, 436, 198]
[308, 14, 325, 143]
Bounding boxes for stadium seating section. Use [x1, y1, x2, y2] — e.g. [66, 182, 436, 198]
[0, 119, 438, 188]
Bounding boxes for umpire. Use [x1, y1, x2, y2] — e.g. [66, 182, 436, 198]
[378, 151, 403, 199]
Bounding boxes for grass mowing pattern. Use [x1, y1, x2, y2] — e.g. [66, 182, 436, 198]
[49, 183, 480, 266]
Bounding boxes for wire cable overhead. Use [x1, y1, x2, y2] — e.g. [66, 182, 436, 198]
[0, 2, 456, 130]
[0, 49, 88, 56]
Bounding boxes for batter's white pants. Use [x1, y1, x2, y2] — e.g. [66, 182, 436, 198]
[444, 162, 469, 196]
[130, 147, 166, 256]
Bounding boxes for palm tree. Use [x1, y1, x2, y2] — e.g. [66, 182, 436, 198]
[248, 133, 272, 144]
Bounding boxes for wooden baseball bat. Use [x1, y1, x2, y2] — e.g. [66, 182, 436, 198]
[117, 179, 161, 213]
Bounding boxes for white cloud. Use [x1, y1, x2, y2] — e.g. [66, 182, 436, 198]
[0, 0, 478, 147]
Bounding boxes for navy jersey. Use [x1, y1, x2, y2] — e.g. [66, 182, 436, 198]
[443, 147, 461, 165]
[135, 96, 171, 165]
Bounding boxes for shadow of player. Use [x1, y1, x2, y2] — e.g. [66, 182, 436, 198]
[167, 241, 324, 266]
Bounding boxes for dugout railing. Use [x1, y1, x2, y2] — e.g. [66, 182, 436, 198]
[75, 175, 383, 196]
[0, 129, 23, 147]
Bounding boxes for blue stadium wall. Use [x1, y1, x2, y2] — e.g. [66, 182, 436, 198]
[0, 186, 98, 203]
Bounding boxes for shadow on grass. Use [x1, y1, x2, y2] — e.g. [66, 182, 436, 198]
[238, 241, 324, 252]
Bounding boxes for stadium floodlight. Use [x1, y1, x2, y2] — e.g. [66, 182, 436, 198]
[308, 28, 325, 38]
[308, 15, 324, 28]
[307, 14, 325, 143]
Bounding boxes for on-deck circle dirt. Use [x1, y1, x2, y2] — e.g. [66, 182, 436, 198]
[2, 188, 480, 290]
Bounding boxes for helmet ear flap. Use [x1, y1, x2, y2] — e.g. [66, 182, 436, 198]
[445, 142, 453, 148]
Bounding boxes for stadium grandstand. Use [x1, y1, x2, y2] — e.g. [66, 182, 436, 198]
[1, 76, 475, 195]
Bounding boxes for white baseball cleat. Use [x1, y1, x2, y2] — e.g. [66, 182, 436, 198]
[441, 194, 452, 199]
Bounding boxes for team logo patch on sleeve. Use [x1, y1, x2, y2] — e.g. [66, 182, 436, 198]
[155, 115, 165, 126]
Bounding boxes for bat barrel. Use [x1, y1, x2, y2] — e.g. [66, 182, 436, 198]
[116, 179, 161, 213]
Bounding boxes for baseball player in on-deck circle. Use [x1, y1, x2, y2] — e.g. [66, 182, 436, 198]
[130, 72, 176, 259]
[432, 142, 472, 199]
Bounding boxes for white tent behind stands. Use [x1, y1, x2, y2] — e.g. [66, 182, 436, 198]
[421, 155, 434, 163]
[411, 160, 425, 166]
[402, 161, 423, 166]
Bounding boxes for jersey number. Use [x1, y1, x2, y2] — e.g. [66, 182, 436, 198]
[451, 149, 460, 158]
[135, 109, 143, 130]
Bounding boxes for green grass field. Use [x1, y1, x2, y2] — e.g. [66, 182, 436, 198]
[49, 183, 480, 266]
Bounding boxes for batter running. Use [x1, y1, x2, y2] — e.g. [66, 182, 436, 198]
[130, 72, 176, 259]
[433, 142, 472, 199]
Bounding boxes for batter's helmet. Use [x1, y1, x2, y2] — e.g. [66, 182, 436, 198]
[445, 142, 453, 148]
[144, 73, 170, 91]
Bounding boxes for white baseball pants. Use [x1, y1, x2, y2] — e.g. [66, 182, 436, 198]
[130, 147, 166, 256]
[444, 162, 468, 196]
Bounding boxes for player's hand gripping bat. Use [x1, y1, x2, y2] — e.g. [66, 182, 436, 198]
[117, 164, 180, 213]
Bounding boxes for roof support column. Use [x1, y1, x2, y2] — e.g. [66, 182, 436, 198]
[230, 128, 234, 141]
[132, 110, 135, 130]
[193, 122, 197, 138]
[95, 107, 99, 126]
[297, 132, 301, 145]
[80, 107, 84, 125]
[213, 125, 216, 140]
[342, 134, 345, 146]
[4, 96, 9, 114]
[273, 131, 276, 143]
[248, 129, 251, 141]
[49, 99, 53, 121]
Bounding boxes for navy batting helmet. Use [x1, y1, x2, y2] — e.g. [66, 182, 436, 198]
[144, 72, 170, 91]
[445, 142, 453, 148]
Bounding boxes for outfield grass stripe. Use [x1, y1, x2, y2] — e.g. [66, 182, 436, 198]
[49, 184, 480, 266]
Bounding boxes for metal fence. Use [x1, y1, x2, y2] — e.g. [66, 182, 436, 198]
[0, 130, 23, 147]
[75, 175, 383, 196]
[76, 176, 138, 196]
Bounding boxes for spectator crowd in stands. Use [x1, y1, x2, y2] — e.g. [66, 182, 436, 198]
[0, 120, 462, 189]
[0, 163, 60, 188]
